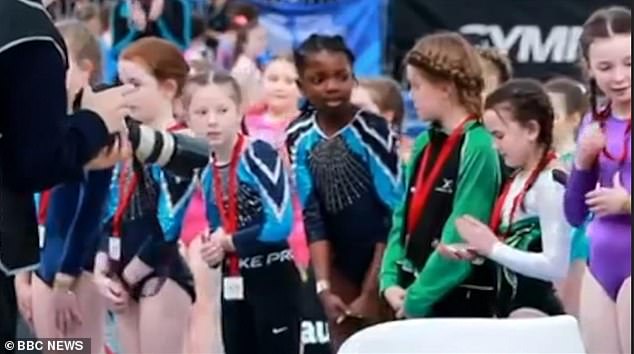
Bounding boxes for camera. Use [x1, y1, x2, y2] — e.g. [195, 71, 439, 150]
[127, 120, 210, 177]
[76, 84, 211, 177]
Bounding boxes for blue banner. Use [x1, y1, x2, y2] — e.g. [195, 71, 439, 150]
[251, 0, 383, 76]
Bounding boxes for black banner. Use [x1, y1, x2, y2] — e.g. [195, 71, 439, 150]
[388, 0, 631, 81]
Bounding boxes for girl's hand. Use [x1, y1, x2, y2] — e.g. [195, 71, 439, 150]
[586, 172, 631, 216]
[51, 288, 83, 335]
[200, 234, 225, 267]
[575, 122, 606, 170]
[384, 286, 406, 313]
[436, 243, 477, 261]
[319, 291, 350, 322]
[95, 274, 130, 313]
[455, 216, 499, 256]
[211, 228, 236, 252]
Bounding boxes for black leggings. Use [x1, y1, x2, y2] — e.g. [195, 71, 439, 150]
[221, 253, 302, 354]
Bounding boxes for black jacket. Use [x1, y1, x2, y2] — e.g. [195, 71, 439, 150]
[0, 0, 109, 274]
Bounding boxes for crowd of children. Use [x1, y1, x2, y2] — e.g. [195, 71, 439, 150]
[9, 2, 632, 354]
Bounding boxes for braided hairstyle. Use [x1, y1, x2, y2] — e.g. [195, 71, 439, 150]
[579, 6, 631, 122]
[406, 32, 484, 117]
[294, 34, 355, 76]
[485, 79, 556, 193]
[477, 47, 513, 84]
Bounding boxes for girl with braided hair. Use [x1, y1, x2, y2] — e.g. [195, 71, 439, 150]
[477, 47, 513, 99]
[446, 79, 570, 318]
[380, 32, 501, 319]
[564, 7, 631, 354]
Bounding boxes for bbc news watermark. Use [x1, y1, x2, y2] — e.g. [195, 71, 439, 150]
[3, 339, 90, 353]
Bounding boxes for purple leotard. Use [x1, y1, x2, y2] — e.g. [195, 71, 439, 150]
[564, 113, 631, 301]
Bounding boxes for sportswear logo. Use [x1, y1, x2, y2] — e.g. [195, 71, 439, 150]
[435, 178, 454, 194]
[272, 327, 289, 335]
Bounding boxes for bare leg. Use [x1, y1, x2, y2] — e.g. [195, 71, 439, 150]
[616, 277, 631, 354]
[31, 275, 60, 340]
[68, 273, 106, 353]
[139, 278, 191, 354]
[509, 308, 548, 318]
[184, 237, 224, 354]
[116, 299, 141, 354]
[556, 261, 586, 317]
[579, 270, 621, 354]
[32, 273, 106, 353]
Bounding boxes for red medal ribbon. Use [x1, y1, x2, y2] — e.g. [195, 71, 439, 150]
[112, 162, 138, 238]
[38, 190, 52, 225]
[212, 134, 245, 275]
[406, 115, 476, 237]
[489, 151, 557, 239]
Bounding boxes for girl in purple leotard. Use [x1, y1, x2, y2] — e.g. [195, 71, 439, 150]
[564, 7, 631, 354]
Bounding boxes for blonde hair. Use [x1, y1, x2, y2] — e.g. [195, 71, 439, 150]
[56, 19, 102, 85]
[406, 32, 484, 116]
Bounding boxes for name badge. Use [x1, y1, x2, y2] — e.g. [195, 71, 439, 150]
[109, 237, 121, 261]
[223, 276, 244, 301]
[38, 226, 46, 249]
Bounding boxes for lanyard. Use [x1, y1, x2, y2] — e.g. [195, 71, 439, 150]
[596, 104, 631, 166]
[38, 190, 52, 225]
[406, 116, 475, 237]
[112, 162, 138, 238]
[212, 134, 245, 275]
[489, 151, 557, 238]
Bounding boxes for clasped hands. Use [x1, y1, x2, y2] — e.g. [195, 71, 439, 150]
[200, 228, 236, 267]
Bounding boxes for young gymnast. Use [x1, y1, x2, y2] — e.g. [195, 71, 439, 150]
[545, 77, 590, 317]
[446, 79, 571, 318]
[94, 37, 194, 354]
[287, 34, 403, 350]
[178, 64, 225, 354]
[564, 7, 631, 354]
[380, 32, 500, 320]
[189, 72, 301, 354]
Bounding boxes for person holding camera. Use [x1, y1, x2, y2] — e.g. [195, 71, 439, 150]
[0, 0, 132, 349]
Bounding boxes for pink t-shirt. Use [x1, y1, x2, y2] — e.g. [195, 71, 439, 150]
[246, 106, 310, 268]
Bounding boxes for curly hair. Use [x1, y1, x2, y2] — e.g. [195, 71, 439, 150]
[406, 32, 484, 116]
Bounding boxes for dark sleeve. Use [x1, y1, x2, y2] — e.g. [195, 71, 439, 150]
[156, 0, 191, 50]
[0, 42, 109, 192]
[57, 169, 113, 276]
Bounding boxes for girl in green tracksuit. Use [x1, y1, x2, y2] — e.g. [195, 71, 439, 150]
[380, 32, 501, 319]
